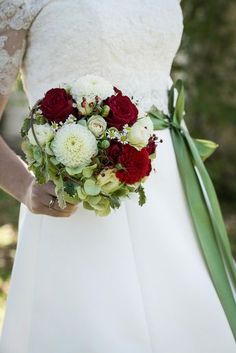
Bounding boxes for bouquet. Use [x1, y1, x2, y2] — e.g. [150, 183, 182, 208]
[20, 75, 160, 216]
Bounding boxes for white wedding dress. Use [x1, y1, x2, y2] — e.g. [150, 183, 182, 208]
[0, 1, 235, 352]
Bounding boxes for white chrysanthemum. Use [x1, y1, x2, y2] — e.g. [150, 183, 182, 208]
[71, 74, 114, 103]
[51, 124, 98, 168]
[28, 123, 54, 146]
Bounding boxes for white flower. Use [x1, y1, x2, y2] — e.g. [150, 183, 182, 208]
[51, 123, 98, 168]
[64, 115, 77, 125]
[51, 122, 59, 131]
[127, 116, 154, 150]
[71, 74, 114, 104]
[87, 115, 107, 138]
[118, 132, 129, 144]
[137, 115, 154, 134]
[27, 123, 54, 146]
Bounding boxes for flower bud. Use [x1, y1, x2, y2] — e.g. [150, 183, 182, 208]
[87, 115, 107, 138]
[101, 139, 110, 149]
[101, 105, 110, 118]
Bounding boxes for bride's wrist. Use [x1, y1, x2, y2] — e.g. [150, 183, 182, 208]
[20, 172, 34, 206]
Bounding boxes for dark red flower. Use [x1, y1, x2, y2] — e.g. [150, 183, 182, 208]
[146, 137, 157, 155]
[41, 88, 74, 123]
[116, 144, 151, 184]
[105, 92, 138, 130]
[106, 141, 124, 166]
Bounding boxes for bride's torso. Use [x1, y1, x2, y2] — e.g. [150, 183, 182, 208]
[21, 0, 183, 112]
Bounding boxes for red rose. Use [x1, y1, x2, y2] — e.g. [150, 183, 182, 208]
[116, 144, 151, 184]
[107, 141, 124, 165]
[105, 93, 138, 130]
[41, 88, 74, 123]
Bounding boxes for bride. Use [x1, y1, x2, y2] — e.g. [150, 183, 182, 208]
[0, 1, 235, 352]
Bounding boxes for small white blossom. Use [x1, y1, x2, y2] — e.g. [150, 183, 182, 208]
[118, 132, 129, 144]
[51, 122, 59, 131]
[122, 124, 131, 134]
[65, 115, 77, 125]
[106, 128, 120, 140]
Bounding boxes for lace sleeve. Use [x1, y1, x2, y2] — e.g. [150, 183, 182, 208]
[0, 1, 36, 96]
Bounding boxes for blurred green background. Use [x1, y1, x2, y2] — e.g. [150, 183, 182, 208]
[0, 0, 235, 329]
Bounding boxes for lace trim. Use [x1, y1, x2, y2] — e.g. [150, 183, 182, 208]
[0, 0, 35, 30]
[0, 35, 26, 95]
[0, 0, 46, 94]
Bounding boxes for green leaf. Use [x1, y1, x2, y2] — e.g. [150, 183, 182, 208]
[76, 186, 87, 200]
[136, 185, 146, 206]
[193, 138, 219, 161]
[64, 181, 77, 196]
[33, 145, 43, 163]
[83, 179, 101, 196]
[86, 195, 102, 206]
[146, 106, 169, 130]
[112, 187, 130, 197]
[65, 166, 84, 176]
[82, 164, 97, 178]
[78, 119, 87, 127]
[21, 138, 34, 162]
[64, 191, 80, 205]
[50, 157, 60, 165]
[109, 195, 121, 209]
[32, 165, 47, 184]
[168, 85, 175, 116]
[54, 176, 66, 209]
[20, 118, 31, 137]
[83, 201, 94, 210]
[173, 80, 185, 124]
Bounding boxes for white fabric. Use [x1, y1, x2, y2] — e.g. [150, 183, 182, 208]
[0, 0, 235, 352]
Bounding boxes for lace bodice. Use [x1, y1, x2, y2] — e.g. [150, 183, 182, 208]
[0, 0, 183, 113]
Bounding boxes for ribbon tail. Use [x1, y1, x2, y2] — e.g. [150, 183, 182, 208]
[184, 131, 236, 288]
[170, 127, 236, 340]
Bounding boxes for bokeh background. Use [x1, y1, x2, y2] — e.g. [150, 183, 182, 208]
[0, 0, 235, 329]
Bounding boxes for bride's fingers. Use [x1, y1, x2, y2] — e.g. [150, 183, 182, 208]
[41, 180, 57, 197]
[41, 195, 78, 212]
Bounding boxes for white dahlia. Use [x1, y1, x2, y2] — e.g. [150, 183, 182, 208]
[71, 74, 114, 103]
[51, 124, 98, 168]
[28, 123, 54, 146]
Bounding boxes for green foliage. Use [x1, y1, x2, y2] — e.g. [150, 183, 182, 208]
[136, 185, 146, 206]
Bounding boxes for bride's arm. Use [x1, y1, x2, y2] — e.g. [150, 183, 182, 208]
[0, 2, 77, 217]
[0, 95, 34, 205]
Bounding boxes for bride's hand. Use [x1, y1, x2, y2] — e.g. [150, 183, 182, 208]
[24, 178, 78, 217]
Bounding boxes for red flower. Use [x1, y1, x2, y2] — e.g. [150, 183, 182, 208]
[41, 88, 74, 123]
[116, 144, 151, 184]
[146, 137, 157, 155]
[107, 141, 124, 165]
[105, 92, 138, 130]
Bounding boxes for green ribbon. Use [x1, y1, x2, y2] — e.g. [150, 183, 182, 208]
[147, 80, 236, 341]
